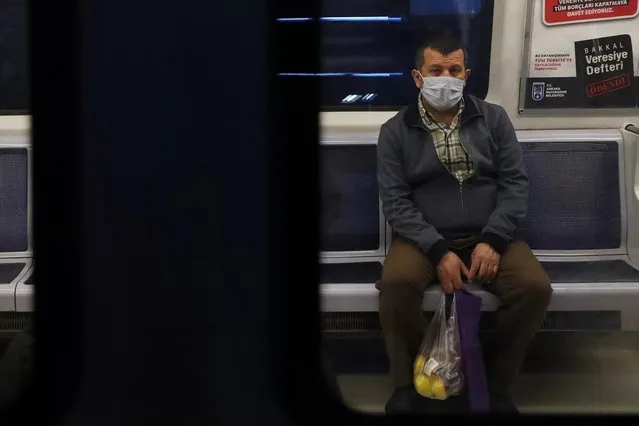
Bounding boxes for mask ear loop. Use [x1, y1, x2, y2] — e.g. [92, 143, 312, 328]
[416, 71, 426, 87]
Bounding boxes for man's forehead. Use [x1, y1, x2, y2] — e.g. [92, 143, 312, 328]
[423, 48, 465, 65]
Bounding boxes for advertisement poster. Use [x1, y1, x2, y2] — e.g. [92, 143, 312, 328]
[523, 0, 639, 110]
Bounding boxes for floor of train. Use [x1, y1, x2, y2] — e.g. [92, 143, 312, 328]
[332, 331, 639, 414]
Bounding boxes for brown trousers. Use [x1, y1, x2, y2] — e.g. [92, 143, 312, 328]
[376, 236, 552, 396]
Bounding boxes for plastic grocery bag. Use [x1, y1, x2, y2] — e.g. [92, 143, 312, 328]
[413, 293, 464, 400]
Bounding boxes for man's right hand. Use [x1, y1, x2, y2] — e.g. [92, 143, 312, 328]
[436, 251, 470, 294]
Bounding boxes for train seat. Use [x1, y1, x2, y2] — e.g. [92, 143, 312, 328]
[0, 136, 33, 312]
[320, 128, 639, 331]
[15, 264, 32, 312]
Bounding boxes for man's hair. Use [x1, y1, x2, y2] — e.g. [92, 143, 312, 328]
[415, 35, 469, 70]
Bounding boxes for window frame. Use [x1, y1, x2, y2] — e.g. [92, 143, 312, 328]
[315, 0, 496, 112]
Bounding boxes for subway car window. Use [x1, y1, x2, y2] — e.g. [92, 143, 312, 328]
[315, 0, 639, 417]
[0, 0, 29, 113]
[277, 0, 494, 110]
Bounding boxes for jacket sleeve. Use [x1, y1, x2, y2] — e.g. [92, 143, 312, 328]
[377, 123, 450, 265]
[478, 105, 529, 254]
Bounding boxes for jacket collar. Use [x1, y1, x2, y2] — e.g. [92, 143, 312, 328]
[403, 94, 482, 129]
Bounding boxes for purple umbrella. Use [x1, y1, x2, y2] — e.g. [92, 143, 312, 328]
[455, 289, 490, 412]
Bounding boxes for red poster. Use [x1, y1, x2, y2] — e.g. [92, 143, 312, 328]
[543, 0, 639, 25]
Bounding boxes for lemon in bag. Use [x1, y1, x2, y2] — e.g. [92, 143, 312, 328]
[413, 373, 432, 397]
[414, 355, 426, 374]
[430, 375, 447, 399]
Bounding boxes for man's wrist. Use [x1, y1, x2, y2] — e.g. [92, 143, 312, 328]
[477, 232, 508, 255]
[425, 239, 450, 265]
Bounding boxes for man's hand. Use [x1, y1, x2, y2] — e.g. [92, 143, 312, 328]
[436, 252, 470, 294]
[469, 243, 501, 284]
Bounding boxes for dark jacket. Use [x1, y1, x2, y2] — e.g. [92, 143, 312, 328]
[377, 94, 529, 265]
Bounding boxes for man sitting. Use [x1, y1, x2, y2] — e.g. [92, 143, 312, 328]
[376, 35, 552, 414]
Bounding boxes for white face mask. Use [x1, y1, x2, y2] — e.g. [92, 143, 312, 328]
[419, 74, 465, 111]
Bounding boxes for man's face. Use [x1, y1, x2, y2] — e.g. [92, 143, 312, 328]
[412, 47, 470, 89]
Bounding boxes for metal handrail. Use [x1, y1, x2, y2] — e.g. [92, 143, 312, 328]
[625, 124, 639, 135]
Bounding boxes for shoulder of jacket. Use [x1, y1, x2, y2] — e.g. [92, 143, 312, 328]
[467, 94, 505, 115]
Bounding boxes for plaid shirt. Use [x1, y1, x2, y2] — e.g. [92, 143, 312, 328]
[418, 95, 475, 183]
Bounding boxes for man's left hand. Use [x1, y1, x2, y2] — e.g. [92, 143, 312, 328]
[468, 243, 500, 283]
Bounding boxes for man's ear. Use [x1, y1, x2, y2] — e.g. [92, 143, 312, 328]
[412, 69, 423, 89]
[464, 68, 472, 82]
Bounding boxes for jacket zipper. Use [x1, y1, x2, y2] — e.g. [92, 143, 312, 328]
[418, 119, 476, 224]
[457, 135, 474, 224]
[459, 181, 465, 222]
[457, 116, 477, 180]
[422, 122, 477, 179]
[441, 129, 471, 223]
